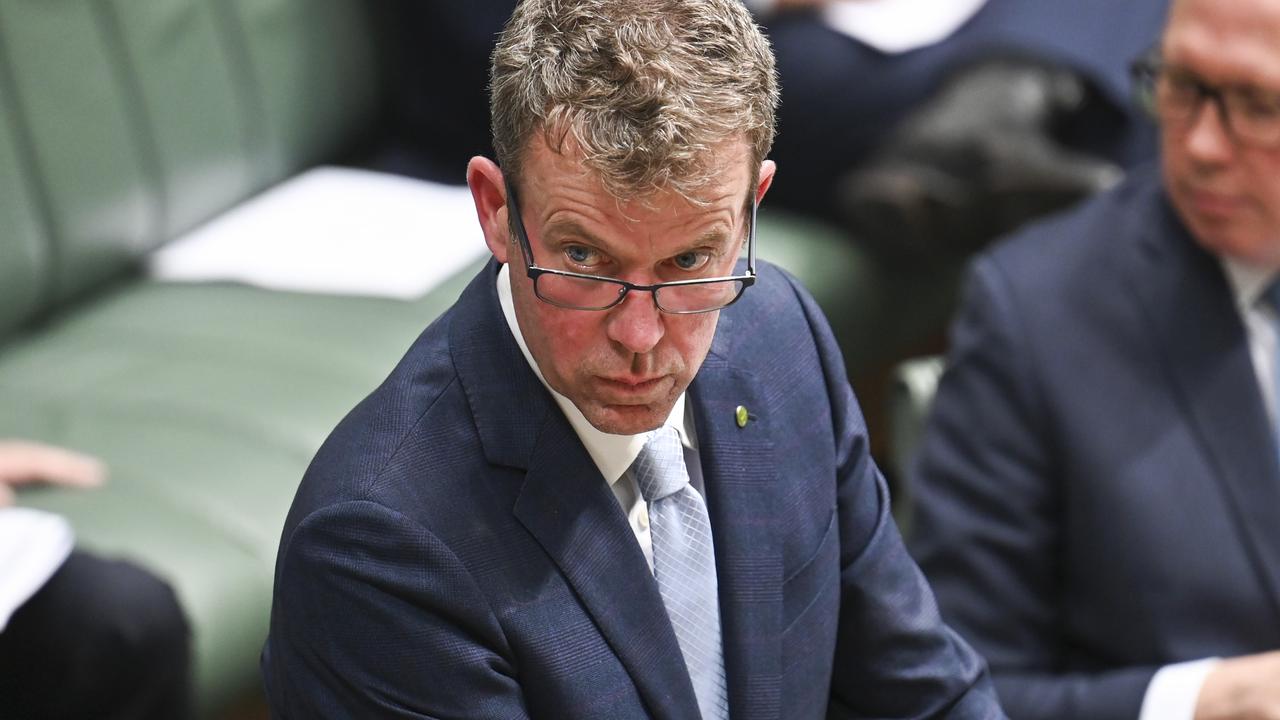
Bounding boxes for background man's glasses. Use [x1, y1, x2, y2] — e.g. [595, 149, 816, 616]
[1132, 54, 1280, 147]
[504, 182, 757, 314]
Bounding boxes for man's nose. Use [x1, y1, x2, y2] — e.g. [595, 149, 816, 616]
[605, 289, 665, 355]
[1183, 97, 1236, 164]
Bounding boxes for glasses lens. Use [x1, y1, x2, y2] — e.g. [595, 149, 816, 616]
[1155, 70, 1206, 121]
[1148, 65, 1280, 147]
[655, 280, 746, 313]
[1230, 93, 1280, 145]
[534, 273, 626, 310]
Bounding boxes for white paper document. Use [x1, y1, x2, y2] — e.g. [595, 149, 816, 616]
[0, 507, 74, 632]
[149, 167, 490, 300]
[823, 0, 989, 54]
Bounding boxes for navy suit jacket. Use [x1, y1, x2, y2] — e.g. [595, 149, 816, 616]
[912, 165, 1280, 720]
[263, 259, 1002, 718]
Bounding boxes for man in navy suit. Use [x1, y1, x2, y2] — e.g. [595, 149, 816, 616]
[262, 0, 1003, 717]
[912, 0, 1280, 718]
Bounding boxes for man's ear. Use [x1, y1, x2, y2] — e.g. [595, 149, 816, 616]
[467, 156, 511, 263]
[755, 159, 777, 205]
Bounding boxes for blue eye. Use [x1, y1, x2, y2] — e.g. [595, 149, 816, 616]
[673, 251, 709, 271]
[563, 245, 602, 268]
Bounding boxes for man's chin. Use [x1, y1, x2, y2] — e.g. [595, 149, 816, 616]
[1187, 221, 1280, 267]
[581, 402, 672, 436]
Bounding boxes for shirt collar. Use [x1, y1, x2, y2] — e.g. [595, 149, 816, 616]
[496, 263, 694, 486]
[1219, 254, 1279, 312]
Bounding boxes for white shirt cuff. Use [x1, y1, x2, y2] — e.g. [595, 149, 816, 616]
[1139, 658, 1221, 720]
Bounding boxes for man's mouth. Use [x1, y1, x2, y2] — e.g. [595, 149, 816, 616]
[1184, 186, 1244, 219]
[594, 374, 672, 402]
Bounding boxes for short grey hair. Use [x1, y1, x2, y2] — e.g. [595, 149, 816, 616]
[490, 0, 779, 202]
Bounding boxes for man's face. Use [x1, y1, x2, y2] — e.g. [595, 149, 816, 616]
[1160, 0, 1280, 266]
[489, 138, 769, 435]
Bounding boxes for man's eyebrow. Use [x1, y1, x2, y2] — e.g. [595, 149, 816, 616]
[651, 228, 739, 256]
[690, 228, 737, 250]
[541, 219, 737, 251]
[541, 218, 608, 247]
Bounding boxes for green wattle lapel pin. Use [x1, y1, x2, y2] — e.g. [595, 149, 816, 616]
[735, 405, 749, 429]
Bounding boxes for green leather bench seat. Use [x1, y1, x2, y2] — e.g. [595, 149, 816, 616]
[0, 265, 480, 715]
[0, 2, 386, 706]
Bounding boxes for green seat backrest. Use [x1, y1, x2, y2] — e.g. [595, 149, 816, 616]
[230, 0, 380, 180]
[0, 75, 46, 336]
[0, 0, 379, 336]
[0, 1, 157, 319]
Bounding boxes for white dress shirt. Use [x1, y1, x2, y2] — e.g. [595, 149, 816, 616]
[1221, 257, 1280, 428]
[496, 264, 705, 571]
[1138, 257, 1280, 720]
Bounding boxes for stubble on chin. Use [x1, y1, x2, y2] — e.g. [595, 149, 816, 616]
[581, 402, 673, 436]
[576, 384, 677, 436]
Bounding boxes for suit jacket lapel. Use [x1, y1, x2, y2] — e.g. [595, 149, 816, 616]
[690, 310, 783, 720]
[452, 262, 701, 719]
[1131, 193, 1280, 623]
[513, 415, 704, 719]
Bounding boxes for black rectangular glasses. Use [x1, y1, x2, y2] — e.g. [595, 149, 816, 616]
[1132, 51, 1280, 147]
[504, 180, 757, 314]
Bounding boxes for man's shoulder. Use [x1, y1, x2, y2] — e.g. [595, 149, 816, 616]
[710, 260, 838, 372]
[978, 163, 1171, 297]
[711, 259, 848, 408]
[297, 318, 466, 490]
[285, 269, 508, 527]
[718, 260, 818, 343]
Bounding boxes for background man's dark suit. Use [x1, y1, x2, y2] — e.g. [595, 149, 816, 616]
[911, 165, 1280, 720]
[263, 260, 998, 718]
[765, 0, 1171, 218]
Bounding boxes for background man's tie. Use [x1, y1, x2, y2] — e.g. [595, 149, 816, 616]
[632, 427, 729, 720]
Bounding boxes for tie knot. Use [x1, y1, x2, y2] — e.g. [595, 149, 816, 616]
[633, 427, 688, 502]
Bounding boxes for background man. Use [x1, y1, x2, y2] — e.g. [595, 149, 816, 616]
[263, 0, 1003, 717]
[911, 0, 1280, 717]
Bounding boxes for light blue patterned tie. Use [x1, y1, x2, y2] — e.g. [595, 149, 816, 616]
[632, 427, 728, 720]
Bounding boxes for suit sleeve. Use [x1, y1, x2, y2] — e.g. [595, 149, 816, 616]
[783, 272, 1006, 719]
[264, 500, 532, 719]
[910, 257, 1158, 720]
